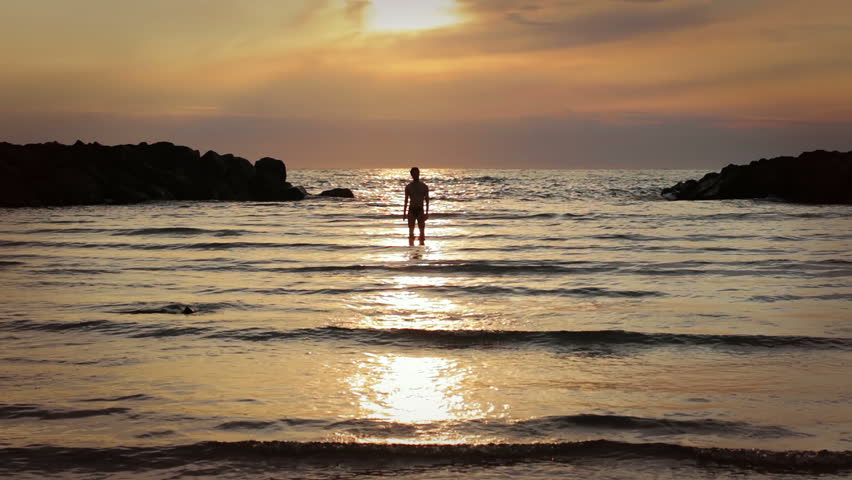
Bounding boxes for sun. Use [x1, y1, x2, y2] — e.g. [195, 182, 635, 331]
[367, 0, 460, 32]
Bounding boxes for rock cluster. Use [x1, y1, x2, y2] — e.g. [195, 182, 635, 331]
[319, 188, 355, 198]
[0, 141, 319, 207]
[661, 150, 852, 204]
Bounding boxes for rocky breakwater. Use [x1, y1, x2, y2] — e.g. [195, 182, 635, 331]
[0, 141, 310, 207]
[662, 150, 852, 204]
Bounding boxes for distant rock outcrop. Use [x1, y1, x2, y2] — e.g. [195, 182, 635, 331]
[661, 150, 852, 204]
[0, 141, 309, 207]
[319, 188, 355, 198]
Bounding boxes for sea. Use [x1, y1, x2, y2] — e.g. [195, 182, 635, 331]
[0, 169, 850, 479]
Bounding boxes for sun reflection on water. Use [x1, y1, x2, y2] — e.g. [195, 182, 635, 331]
[353, 287, 464, 330]
[337, 170, 502, 443]
[344, 353, 491, 444]
[349, 354, 467, 423]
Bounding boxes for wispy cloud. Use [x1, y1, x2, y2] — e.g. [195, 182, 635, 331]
[1, 0, 850, 166]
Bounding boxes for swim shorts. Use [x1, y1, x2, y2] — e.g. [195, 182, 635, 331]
[409, 205, 425, 221]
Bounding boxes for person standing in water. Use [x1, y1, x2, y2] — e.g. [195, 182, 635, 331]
[403, 167, 430, 244]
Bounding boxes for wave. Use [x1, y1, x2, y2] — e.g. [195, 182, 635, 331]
[39, 219, 97, 224]
[0, 356, 110, 366]
[280, 259, 851, 277]
[286, 261, 615, 276]
[5, 320, 848, 352]
[78, 394, 153, 402]
[0, 404, 129, 420]
[202, 414, 809, 456]
[0, 440, 848, 474]
[20, 227, 111, 234]
[112, 227, 250, 237]
[216, 420, 281, 431]
[18, 256, 846, 279]
[243, 327, 851, 351]
[512, 414, 804, 439]
[1, 319, 216, 339]
[592, 233, 666, 241]
[109, 302, 238, 315]
[314, 212, 589, 220]
[135, 241, 370, 251]
[231, 285, 662, 298]
[750, 293, 852, 302]
[314, 414, 805, 440]
[671, 211, 852, 221]
[0, 239, 365, 251]
[134, 430, 176, 439]
[15, 253, 841, 280]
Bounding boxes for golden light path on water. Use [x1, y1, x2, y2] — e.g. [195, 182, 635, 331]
[344, 353, 494, 444]
[344, 282, 493, 444]
[339, 183, 499, 443]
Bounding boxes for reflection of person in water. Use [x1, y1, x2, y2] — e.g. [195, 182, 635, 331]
[403, 167, 430, 244]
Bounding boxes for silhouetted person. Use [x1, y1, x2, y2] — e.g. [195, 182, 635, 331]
[403, 167, 430, 244]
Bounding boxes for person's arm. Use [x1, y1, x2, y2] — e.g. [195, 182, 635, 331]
[403, 187, 409, 219]
[425, 186, 430, 217]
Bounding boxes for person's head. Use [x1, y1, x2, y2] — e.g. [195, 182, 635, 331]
[410, 167, 420, 181]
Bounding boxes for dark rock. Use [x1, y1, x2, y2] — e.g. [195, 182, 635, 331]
[256, 157, 286, 183]
[255, 183, 307, 202]
[661, 150, 852, 204]
[53, 168, 104, 205]
[197, 150, 227, 179]
[319, 188, 355, 198]
[0, 141, 305, 207]
[251, 157, 300, 201]
[221, 153, 255, 200]
[281, 185, 308, 201]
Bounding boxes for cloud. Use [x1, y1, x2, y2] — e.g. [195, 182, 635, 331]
[344, 0, 371, 24]
[402, 0, 767, 55]
[1, 0, 851, 167]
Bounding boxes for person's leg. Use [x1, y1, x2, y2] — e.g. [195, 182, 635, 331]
[408, 215, 416, 240]
[417, 216, 426, 241]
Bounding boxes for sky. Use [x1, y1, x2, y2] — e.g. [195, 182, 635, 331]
[1, 0, 851, 168]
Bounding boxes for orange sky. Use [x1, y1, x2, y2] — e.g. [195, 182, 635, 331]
[1, 0, 851, 168]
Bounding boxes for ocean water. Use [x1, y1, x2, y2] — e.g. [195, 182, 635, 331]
[0, 169, 850, 479]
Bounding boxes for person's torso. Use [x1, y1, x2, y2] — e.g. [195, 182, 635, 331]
[407, 181, 428, 205]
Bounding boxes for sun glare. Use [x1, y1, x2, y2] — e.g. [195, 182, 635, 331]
[367, 0, 460, 32]
[347, 353, 486, 430]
